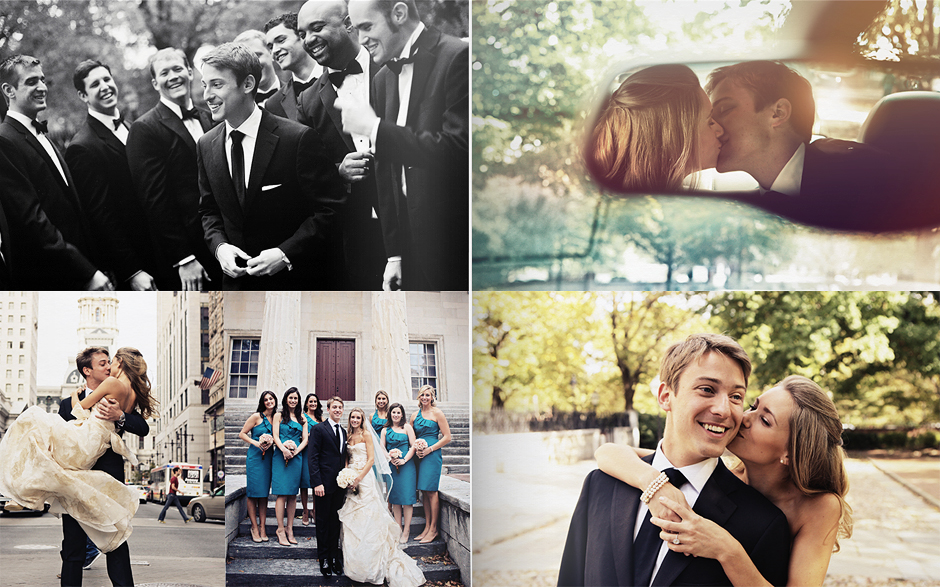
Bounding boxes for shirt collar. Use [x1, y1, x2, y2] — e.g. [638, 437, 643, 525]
[651, 440, 719, 496]
[225, 104, 262, 140]
[292, 67, 319, 85]
[160, 96, 195, 120]
[6, 111, 39, 137]
[88, 108, 121, 129]
[398, 21, 426, 60]
[765, 142, 805, 196]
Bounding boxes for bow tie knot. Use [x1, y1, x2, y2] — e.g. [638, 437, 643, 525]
[386, 53, 417, 75]
[329, 60, 364, 89]
[181, 107, 200, 121]
[113, 113, 125, 130]
[31, 119, 49, 134]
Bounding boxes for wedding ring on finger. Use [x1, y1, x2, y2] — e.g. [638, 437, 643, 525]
[672, 535, 681, 545]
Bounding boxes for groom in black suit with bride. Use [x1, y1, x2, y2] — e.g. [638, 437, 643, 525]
[58, 347, 149, 587]
[558, 334, 790, 586]
[309, 396, 347, 577]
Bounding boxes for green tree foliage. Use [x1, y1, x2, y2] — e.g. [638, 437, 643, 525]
[708, 291, 940, 426]
[857, 0, 940, 61]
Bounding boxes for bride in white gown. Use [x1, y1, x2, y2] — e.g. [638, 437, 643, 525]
[0, 347, 155, 552]
[338, 408, 426, 587]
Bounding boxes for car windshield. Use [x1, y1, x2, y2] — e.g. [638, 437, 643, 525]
[472, 0, 940, 290]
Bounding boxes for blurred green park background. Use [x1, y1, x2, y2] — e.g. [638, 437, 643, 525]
[473, 291, 940, 449]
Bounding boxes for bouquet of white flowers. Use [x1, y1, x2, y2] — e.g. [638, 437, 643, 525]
[389, 448, 403, 471]
[336, 467, 359, 495]
[414, 439, 428, 458]
[282, 440, 297, 463]
[258, 433, 274, 458]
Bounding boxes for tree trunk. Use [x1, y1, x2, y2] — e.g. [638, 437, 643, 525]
[491, 386, 505, 410]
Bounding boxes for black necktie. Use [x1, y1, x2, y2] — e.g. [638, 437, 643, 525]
[386, 52, 416, 75]
[229, 130, 246, 205]
[633, 468, 688, 587]
[333, 423, 342, 452]
[31, 119, 48, 134]
[329, 59, 364, 89]
[181, 107, 200, 121]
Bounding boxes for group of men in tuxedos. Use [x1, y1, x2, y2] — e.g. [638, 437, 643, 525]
[0, 0, 468, 292]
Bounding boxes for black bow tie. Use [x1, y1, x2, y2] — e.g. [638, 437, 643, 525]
[386, 52, 417, 75]
[329, 60, 364, 88]
[293, 77, 316, 96]
[31, 119, 48, 134]
[181, 107, 200, 121]
[113, 113, 125, 130]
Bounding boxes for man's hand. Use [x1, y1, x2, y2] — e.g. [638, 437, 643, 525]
[95, 397, 125, 422]
[178, 259, 210, 290]
[216, 243, 251, 278]
[246, 248, 288, 277]
[383, 258, 402, 291]
[338, 151, 374, 183]
[334, 94, 380, 137]
[128, 271, 157, 291]
[85, 270, 114, 291]
[314, 484, 325, 497]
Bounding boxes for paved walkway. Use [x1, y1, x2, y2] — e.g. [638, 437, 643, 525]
[473, 453, 940, 587]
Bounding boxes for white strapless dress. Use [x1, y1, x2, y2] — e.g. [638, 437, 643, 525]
[0, 403, 139, 552]
[338, 442, 426, 587]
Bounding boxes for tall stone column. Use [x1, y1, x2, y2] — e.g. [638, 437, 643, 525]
[257, 291, 302, 394]
[371, 292, 411, 406]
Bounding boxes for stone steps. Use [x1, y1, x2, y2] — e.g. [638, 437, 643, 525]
[230, 525, 442, 559]
[225, 557, 461, 586]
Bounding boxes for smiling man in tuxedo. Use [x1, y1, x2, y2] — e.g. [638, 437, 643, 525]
[196, 42, 344, 290]
[340, 0, 469, 291]
[558, 334, 790, 587]
[309, 397, 347, 577]
[296, 0, 385, 290]
[126, 48, 222, 291]
[262, 12, 322, 121]
[66, 59, 157, 291]
[0, 55, 112, 290]
[58, 347, 149, 587]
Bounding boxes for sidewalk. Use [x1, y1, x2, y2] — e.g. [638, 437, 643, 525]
[472, 444, 940, 587]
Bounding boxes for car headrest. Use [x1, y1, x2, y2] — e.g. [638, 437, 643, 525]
[858, 91, 940, 159]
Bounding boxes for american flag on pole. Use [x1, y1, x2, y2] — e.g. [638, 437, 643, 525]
[200, 367, 221, 391]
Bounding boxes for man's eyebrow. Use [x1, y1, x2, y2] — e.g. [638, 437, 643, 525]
[691, 376, 746, 390]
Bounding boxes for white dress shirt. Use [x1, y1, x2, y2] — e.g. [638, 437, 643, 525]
[7, 110, 68, 184]
[764, 142, 805, 196]
[633, 442, 720, 586]
[87, 108, 128, 145]
[160, 96, 205, 144]
[330, 46, 373, 154]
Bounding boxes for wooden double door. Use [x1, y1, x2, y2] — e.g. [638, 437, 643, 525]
[315, 339, 355, 401]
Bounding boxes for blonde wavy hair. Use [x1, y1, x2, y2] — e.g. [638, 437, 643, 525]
[586, 64, 705, 192]
[779, 375, 853, 552]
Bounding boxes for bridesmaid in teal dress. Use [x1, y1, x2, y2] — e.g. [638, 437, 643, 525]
[410, 385, 451, 544]
[298, 393, 322, 526]
[238, 390, 278, 543]
[381, 403, 418, 543]
[371, 390, 390, 436]
[271, 387, 308, 546]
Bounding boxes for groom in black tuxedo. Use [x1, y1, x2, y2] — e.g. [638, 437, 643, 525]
[558, 334, 790, 587]
[309, 396, 347, 577]
[58, 347, 149, 587]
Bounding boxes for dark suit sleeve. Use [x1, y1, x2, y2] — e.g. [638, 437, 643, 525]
[0, 139, 97, 285]
[65, 142, 141, 281]
[277, 127, 345, 264]
[747, 510, 791, 586]
[126, 121, 196, 265]
[196, 137, 226, 257]
[309, 425, 323, 487]
[122, 410, 149, 438]
[374, 42, 468, 169]
[557, 471, 593, 587]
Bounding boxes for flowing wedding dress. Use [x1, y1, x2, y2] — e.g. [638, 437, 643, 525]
[0, 403, 139, 552]
[338, 442, 426, 587]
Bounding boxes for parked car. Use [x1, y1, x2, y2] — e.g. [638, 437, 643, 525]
[127, 484, 148, 504]
[188, 484, 224, 522]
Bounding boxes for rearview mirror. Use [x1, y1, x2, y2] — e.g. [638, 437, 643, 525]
[586, 56, 940, 233]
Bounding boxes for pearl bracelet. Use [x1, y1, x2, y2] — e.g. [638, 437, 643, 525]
[640, 471, 669, 504]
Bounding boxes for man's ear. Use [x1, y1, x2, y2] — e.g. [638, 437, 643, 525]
[77, 90, 89, 105]
[657, 382, 673, 412]
[1, 82, 15, 102]
[769, 98, 792, 129]
[243, 73, 257, 95]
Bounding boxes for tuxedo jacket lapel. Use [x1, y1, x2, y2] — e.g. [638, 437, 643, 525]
[87, 115, 125, 158]
[156, 102, 198, 153]
[612, 478, 641, 583]
[318, 79, 355, 152]
[282, 79, 300, 121]
[244, 111, 279, 210]
[206, 127, 244, 223]
[9, 118, 70, 191]
[406, 29, 440, 126]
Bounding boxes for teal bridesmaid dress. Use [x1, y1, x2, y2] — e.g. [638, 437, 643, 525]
[371, 411, 387, 437]
[245, 415, 273, 498]
[299, 413, 317, 489]
[385, 428, 417, 505]
[414, 411, 443, 492]
[271, 417, 304, 496]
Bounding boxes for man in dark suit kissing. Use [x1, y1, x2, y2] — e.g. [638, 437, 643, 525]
[66, 59, 157, 291]
[196, 42, 344, 290]
[340, 0, 469, 291]
[558, 334, 790, 587]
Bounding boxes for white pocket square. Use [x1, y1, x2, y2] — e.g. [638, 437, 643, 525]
[261, 184, 282, 191]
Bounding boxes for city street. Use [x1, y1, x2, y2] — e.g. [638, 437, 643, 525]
[0, 500, 224, 587]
